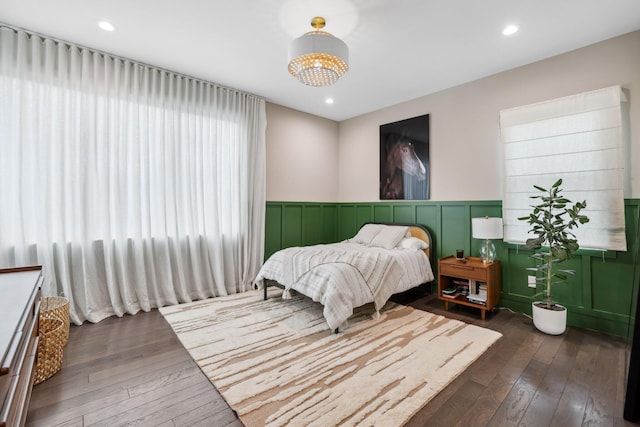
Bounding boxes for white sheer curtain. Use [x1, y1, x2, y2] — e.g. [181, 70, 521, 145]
[0, 27, 266, 324]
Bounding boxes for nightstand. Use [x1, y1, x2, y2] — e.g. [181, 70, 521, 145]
[438, 256, 501, 320]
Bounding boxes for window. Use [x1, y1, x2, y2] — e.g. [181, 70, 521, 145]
[501, 86, 628, 251]
[0, 27, 266, 324]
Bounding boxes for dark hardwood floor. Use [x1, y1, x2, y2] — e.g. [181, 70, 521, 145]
[26, 289, 636, 426]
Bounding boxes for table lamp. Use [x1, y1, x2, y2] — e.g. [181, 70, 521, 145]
[472, 217, 504, 264]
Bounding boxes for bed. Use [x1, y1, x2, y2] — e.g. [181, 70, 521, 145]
[253, 223, 435, 331]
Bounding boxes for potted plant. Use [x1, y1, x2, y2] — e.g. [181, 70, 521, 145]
[518, 179, 589, 335]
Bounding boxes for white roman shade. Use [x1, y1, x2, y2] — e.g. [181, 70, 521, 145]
[501, 86, 628, 252]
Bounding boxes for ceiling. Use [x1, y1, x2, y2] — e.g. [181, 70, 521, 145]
[2, 0, 640, 122]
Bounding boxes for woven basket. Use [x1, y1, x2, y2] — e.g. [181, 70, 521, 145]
[40, 296, 70, 346]
[34, 318, 65, 385]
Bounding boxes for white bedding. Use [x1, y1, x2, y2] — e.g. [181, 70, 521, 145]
[254, 242, 434, 330]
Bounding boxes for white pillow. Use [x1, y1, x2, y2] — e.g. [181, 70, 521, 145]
[398, 237, 428, 251]
[350, 223, 384, 245]
[370, 225, 409, 250]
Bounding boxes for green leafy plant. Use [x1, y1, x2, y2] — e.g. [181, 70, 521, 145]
[518, 179, 589, 308]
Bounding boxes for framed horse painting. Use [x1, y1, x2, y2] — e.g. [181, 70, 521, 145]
[379, 114, 430, 200]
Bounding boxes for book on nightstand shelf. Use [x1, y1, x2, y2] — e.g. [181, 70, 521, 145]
[467, 294, 487, 305]
[442, 280, 470, 300]
[441, 287, 460, 299]
[467, 281, 487, 305]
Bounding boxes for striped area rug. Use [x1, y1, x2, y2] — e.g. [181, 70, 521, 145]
[160, 289, 502, 426]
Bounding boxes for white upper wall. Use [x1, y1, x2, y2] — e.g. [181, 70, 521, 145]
[339, 30, 640, 202]
[265, 30, 640, 202]
[265, 103, 339, 202]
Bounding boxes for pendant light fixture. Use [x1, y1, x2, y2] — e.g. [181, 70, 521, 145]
[288, 17, 349, 87]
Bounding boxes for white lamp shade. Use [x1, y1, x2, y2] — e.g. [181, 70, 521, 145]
[472, 217, 504, 240]
[288, 30, 349, 86]
[288, 32, 349, 65]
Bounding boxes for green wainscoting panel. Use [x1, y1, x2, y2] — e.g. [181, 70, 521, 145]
[265, 202, 340, 259]
[265, 199, 640, 337]
[440, 204, 468, 259]
[508, 249, 585, 308]
[416, 205, 438, 227]
[416, 205, 438, 255]
[502, 247, 536, 299]
[499, 199, 640, 337]
[392, 205, 416, 224]
[337, 205, 357, 241]
[282, 205, 303, 248]
[301, 204, 338, 245]
[265, 204, 282, 258]
[302, 205, 323, 244]
[321, 205, 338, 244]
[591, 257, 635, 313]
[373, 205, 392, 223]
[356, 205, 373, 229]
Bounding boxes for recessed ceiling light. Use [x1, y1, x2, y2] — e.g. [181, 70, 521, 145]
[97, 20, 115, 32]
[502, 25, 519, 36]
[325, 98, 334, 105]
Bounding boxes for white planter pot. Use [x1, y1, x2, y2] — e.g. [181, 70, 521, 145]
[532, 302, 567, 335]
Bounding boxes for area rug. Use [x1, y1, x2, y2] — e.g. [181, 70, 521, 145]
[159, 289, 502, 426]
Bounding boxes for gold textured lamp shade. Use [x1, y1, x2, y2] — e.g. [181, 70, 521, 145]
[288, 17, 349, 87]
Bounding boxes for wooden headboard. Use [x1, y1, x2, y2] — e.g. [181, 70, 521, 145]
[407, 225, 432, 259]
[362, 222, 433, 259]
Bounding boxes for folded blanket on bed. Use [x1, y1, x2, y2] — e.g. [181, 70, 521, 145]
[254, 242, 416, 329]
[282, 244, 403, 312]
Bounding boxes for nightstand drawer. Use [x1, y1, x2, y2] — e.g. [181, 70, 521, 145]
[440, 262, 487, 281]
